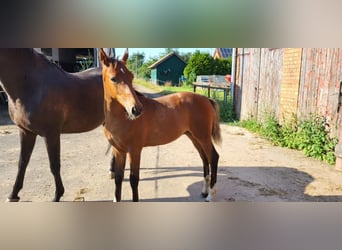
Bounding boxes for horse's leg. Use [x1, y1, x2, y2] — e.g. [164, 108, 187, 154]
[44, 134, 64, 202]
[128, 150, 141, 202]
[185, 132, 210, 198]
[113, 149, 126, 202]
[7, 129, 37, 202]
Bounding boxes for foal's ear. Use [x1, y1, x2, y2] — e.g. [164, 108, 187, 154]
[122, 48, 129, 64]
[99, 48, 110, 67]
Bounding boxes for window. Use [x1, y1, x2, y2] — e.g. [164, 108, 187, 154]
[41, 48, 52, 57]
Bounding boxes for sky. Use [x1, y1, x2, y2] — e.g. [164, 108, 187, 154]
[115, 48, 214, 60]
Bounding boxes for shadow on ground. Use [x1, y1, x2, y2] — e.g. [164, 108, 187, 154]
[134, 166, 342, 202]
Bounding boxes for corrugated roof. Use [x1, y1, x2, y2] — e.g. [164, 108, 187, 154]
[218, 48, 232, 58]
[213, 48, 232, 59]
[148, 52, 186, 69]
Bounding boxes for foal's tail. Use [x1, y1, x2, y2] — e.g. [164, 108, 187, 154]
[209, 99, 222, 146]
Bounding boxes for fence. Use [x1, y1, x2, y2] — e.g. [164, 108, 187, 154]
[0, 83, 8, 104]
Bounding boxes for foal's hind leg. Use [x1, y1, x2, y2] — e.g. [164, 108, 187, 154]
[44, 134, 65, 202]
[206, 144, 219, 202]
[109, 154, 115, 179]
[7, 129, 37, 202]
[188, 133, 219, 202]
[185, 133, 210, 198]
[105, 143, 116, 179]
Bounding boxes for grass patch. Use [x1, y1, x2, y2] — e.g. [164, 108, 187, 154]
[134, 78, 193, 95]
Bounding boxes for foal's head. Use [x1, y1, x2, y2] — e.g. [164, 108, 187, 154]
[99, 48, 142, 120]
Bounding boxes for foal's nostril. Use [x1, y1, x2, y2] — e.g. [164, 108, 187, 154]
[132, 106, 142, 117]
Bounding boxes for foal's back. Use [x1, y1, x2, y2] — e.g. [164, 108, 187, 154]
[135, 92, 216, 146]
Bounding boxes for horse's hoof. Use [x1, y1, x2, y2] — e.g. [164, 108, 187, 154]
[109, 171, 115, 179]
[201, 192, 208, 198]
[6, 197, 20, 202]
[52, 196, 63, 202]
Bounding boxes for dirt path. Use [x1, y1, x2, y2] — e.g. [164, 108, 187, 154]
[2, 88, 342, 202]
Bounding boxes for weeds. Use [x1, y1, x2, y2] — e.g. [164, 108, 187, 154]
[217, 96, 235, 123]
[238, 113, 338, 165]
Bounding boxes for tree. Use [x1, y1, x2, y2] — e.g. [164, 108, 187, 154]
[127, 52, 145, 77]
[138, 57, 159, 79]
[183, 51, 232, 85]
[179, 52, 192, 64]
[164, 48, 179, 55]
[213, 58, 231, 75]
[183, 51, 214, 84]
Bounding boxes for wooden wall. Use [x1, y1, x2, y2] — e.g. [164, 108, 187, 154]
[234, 48, 342, 135]
[234, 48, 284, 121]
[298, 48, 342, 134]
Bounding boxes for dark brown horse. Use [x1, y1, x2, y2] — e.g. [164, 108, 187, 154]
[0, 48, 112, 201]
[99, 48, 221, 202]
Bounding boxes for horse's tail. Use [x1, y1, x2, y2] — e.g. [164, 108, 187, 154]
[209, 99, 222, 146]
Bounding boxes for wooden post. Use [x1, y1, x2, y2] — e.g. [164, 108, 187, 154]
[335, 82, 342, 171]
[335, 120, 342, 171]
[224, 88, 227, 103]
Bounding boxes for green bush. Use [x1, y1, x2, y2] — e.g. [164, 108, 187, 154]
[183, 51, 231, 85]
[217, 98, 235, 123]
[259, 113, 282, 145]
[238, 113, 338, 165]
[238, 118, 261, 133]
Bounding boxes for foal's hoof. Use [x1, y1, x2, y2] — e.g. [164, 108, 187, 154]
[205, 194, 213, 202]
[204, 187, 216, 202]
[201, 192, 208, 198]
[6, 197, 20, 202]
[109, 171, 115, 179]
[205, 197, 212, 202]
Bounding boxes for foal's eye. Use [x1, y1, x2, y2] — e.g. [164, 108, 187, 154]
[111, 77, 117, 83]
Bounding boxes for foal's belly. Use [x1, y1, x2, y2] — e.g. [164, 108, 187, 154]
[144, 127, 185, 147]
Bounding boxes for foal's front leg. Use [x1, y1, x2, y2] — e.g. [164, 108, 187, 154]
[113, 150, 126, 202]
[128, 150, 141, 202]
